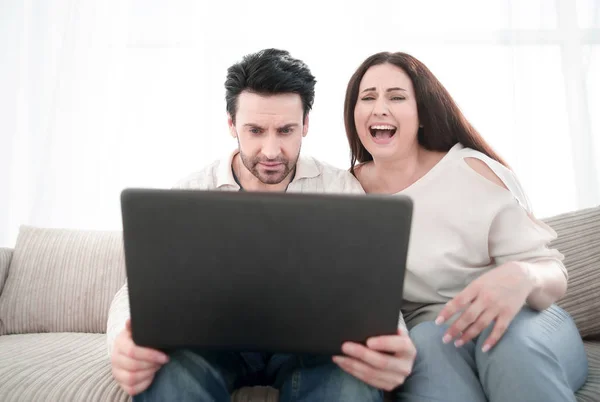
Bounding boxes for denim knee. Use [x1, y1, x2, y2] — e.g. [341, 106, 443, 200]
[475, 304, 587, 388]
[476, 305, 576, 365]
[324, 365, 383, 402]
[282, 362, 383, 402]
[409, 321, 452, 357]
[409, 321, 445, 343]
[134, 349, 229, 402]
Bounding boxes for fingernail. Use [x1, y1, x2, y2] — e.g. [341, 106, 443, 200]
[454, 340, 464, 348]
[442, 334, 452, 344]
[482, 344, 490, 353]
[435, 316, 445, 325]
[159, 354, 169, 364]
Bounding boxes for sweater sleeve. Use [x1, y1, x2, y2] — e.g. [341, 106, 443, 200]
[106, 282, 131, 357]
[458, 148, 567, 278]
[486, 180, 567, 278]
[488, 199, 566, 274]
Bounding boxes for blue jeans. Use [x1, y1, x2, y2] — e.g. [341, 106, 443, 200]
[397, 304, 588, 402]
[134, 351, 382, 402]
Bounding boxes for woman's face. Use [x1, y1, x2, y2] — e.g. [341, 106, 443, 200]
[354, 63, 420, 161]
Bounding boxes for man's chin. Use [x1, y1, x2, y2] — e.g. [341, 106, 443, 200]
[255, 172, 289, 185]
[258, 176, 287, 185]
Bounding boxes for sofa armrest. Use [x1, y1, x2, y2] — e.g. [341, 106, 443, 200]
[0, 248, 12, 297]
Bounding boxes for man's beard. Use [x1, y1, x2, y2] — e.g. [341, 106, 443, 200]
[239, 150, 300, 185]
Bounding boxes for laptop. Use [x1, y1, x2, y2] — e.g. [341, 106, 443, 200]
[120, 188, 413, 355]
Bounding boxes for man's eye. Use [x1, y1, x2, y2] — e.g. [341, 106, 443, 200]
[250, 128, 261, 134]
[280, 128, 292, 134]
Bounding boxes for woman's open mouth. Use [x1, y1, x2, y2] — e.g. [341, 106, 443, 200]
[369, 124, 397, 144]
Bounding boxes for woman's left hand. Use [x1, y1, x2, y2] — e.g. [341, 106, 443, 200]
[435, 261, 535, 352]
[333, 329, 416, 391]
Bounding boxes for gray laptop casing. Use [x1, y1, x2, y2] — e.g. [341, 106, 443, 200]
[121, 188, 412, 355]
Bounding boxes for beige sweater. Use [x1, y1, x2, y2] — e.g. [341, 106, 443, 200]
[399, 143, 566, 304]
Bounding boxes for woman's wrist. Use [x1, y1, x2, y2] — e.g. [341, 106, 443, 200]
[512, 261, 541, 296]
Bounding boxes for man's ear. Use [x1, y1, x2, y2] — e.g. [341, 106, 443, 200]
[302, 114, 309, 138]
[228, 114, 237, 138]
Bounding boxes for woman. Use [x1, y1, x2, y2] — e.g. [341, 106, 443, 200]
[335, 52, 588, 401]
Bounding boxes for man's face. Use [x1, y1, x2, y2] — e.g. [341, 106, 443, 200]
[229, 91, 308, 185]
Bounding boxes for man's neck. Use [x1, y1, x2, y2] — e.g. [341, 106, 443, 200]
[232, 153, 294, 192]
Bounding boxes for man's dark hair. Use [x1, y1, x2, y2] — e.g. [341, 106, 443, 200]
[225, 48, 316, 123]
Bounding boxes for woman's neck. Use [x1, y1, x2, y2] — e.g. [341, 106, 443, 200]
[361, 145, 443, 194]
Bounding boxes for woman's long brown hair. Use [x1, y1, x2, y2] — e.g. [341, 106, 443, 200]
[344, 52, 508, 174]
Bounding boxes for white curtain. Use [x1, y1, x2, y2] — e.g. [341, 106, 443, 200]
[1, 0, 599, 247]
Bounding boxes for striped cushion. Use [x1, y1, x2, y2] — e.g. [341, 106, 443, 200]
[0, 333, 129, 402]
[0, 248, 11, 297]
[0, 332, 279, 402]
[543, 206, 600, 339]
[0, 226, 126, 335]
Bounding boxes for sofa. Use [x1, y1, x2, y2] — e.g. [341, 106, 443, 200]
[0, 206, 599, 402]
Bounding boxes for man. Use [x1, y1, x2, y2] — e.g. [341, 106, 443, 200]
[108, 48, 415, 402]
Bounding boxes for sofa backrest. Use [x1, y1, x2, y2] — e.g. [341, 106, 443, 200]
[544, 205, 600, 339]
[1, 206, 598, 338]
[0, 226, 126, 335]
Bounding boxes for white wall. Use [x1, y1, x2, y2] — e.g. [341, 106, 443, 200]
[1, 0, 599, 247]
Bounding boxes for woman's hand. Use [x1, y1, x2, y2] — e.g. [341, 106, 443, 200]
[435, 261, 535, 352]
[333, 329, 416, 391]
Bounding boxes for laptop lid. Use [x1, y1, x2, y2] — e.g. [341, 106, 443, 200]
[121, 188, 412, 355]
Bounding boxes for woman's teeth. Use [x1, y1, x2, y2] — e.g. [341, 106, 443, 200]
[370, 125, 396, 130]
[369, 125, 397, 138]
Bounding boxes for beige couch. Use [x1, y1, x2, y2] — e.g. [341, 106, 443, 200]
[0, 207, 599, 402]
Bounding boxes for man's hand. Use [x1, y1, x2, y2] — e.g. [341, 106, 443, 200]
[111, 319, 169, 396]
[333, 329, 416, 391]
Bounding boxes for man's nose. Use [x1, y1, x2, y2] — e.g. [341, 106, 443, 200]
[262, 135, 281, 159]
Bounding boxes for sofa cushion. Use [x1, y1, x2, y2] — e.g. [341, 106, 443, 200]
[0, 248, 11, 296]
[0, 336, 594, 402]
[0, 333, 129, 401]
[577, 341, 600, 402]
[232, 386, 279, 402]
[543, 206, 600, 339]
[0, 226, 126, 335]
